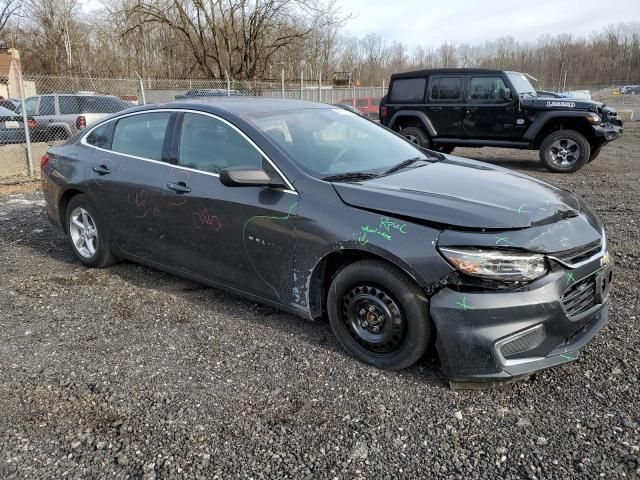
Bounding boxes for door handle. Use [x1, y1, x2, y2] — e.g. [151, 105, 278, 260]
[430, 106, 442, 111]
[92, 165, 111, 175]
[166, 182, 191, 194]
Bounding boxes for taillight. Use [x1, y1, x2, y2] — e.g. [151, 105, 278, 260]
[381, 106, 388, 118]
[40, 153, 50, 169]
[27, 119, 37, 129]
[76, 115, 86, 130]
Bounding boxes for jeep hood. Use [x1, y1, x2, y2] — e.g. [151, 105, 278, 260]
[332, 157, 581, 230]
[520, 97, 603, 111]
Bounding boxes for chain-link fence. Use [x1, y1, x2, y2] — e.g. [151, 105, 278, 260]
[1, 67, 638, 179]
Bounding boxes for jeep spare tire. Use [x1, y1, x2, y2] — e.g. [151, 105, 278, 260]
[399, 127, 431, 149]
[539, 129, 591, 173]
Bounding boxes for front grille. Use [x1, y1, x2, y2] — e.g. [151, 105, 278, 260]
[561, 276, 597, 317]
[553, 240, 601, 265]
[500, 325, 546, 358]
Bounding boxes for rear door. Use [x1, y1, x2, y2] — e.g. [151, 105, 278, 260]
[160, 111, 298, 302]
[83, 110, 176, 263]
[426, 75, 464, 137]
[463, 75, 518, 139]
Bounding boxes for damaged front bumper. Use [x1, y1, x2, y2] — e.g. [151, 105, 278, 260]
[592, 122, 623, 143]
[429, 255, 613, 385]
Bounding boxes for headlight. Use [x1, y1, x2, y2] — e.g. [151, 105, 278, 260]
[439, 247, 547, 282]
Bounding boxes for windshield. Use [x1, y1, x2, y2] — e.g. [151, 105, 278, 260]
[248, 108, 429, 177]
[0, 106, 17, 116]
[507, 72, 537, 96]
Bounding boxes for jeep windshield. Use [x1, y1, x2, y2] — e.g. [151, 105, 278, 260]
[507, 72, 537, 96]
[248, 107, 435, 178]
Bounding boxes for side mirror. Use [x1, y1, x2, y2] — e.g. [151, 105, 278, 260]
[219, 168, 273, 187]
[502, 88, 513, 101]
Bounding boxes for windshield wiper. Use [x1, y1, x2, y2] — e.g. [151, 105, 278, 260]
[382, 157, 429, 175]
[321, 171, 379, 182]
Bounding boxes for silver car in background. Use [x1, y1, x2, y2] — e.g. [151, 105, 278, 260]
[17, 93, 131, 141]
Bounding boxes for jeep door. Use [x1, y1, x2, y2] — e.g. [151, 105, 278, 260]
[463, 75, 519, 139]
[425, 75, 464, 137]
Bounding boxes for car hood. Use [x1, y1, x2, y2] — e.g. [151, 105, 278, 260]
[520, 97, 602, 111]
[332, 157, 581, 230]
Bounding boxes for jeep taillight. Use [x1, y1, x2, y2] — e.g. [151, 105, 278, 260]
[381, 106, 389, 118]
[27, 119, 37, 129]
[76, 115, 86, 130]
[40, 153, 50, 169]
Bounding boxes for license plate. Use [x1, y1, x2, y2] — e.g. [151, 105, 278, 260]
[4, 121, 19, 129]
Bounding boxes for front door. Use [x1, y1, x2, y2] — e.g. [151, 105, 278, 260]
[463, 75, 518, 139]
[160, 111, 298, 303]
[426, 75, 464, 137]
[84, 111, 175, 263]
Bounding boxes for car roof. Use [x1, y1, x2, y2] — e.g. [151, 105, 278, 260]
[136, 97, 331, 115]
[390, 68, 506, 79]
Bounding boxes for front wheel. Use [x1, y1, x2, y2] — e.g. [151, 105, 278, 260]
[539, 129, 591, 173]
[327, 260, 432, 370]
[398, 126, 431, 149]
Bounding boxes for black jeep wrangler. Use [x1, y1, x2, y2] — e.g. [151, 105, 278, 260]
[379, 69, 624, 172]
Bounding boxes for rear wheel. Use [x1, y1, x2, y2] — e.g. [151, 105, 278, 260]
[539, 129, 590, 173]
[399, 126, 431, 149]
[65, 194, 116, 268]
[327, 260, 431, 370]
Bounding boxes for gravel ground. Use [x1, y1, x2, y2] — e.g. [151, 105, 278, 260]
[1, 125, 639, 479]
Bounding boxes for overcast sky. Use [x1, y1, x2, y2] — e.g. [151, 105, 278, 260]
[340, 0, 640, 47]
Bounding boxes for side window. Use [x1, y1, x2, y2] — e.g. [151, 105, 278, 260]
[86, 122, 113, 149]
[178, 113, 262, 174]
[429, 77, 462, 102]
[59, 96, 81, 114]
[111, 112, 171, 161]
[469, 77, 510, 103]
[39, 96, 56, 115]
[356, 99, 368, 108]
[17, 97, 38, 115]
[389, 78, 426, 102]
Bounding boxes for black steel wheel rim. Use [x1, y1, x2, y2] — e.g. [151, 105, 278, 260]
[340, 284, 407, 355]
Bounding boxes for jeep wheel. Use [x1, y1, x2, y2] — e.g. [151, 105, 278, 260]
[588, 146, 601, 163]
[539, 130, 591, 173]
[399, 127, 431, 149]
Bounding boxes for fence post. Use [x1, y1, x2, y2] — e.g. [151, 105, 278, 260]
[318, 71, 322, 103]
[281, 69, 285, 98]
[135, 71, 146, 105]
[300, 69, 304, 100]
[13, 59, 34, 177]
[225, 71, 231, 96]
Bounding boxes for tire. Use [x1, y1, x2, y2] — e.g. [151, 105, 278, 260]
[539, 129, 591, 173]
[65, 194, 116, 268]
[327, 259, 432, 370]
[588, 146, 601, 163]
[399, 126, 431, 149]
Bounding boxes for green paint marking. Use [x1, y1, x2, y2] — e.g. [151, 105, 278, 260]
[455, 297, 473, 311]
[566, 272, 576, 285]
[516, 204, 530, 214]
[560, 353, 576, 361]
[495, 236, 516, 247]
[357, 217, 406, 244]
[242, 202, 299, 299]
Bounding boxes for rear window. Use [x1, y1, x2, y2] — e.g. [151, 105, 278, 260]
[429, 77, 462, 101]
[58, 96, 126, 115]
[111, 112, 171, 161]
[390, 78, 426, 102]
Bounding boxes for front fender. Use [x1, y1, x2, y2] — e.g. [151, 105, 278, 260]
[523, 111, 595, 141]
